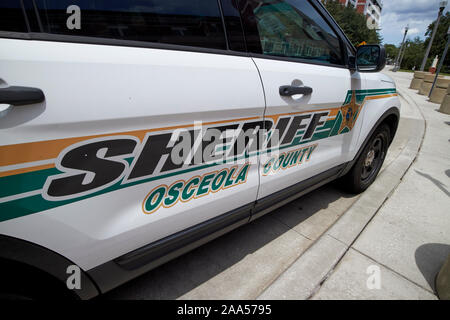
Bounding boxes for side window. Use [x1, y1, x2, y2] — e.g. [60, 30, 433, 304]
[220, 0, 246, 52]
[240, 0, 343, 65]
[0, 0, 28, 33]
[346, 42, 356, 57]
[34, 0, 227, 50]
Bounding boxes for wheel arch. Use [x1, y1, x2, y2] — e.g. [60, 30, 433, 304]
[340, 106, 400, 177]
[382, 112, 400, 144]
[0, 234, 100, 299]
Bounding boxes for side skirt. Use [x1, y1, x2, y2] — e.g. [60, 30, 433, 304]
[87, 163, 346, 294]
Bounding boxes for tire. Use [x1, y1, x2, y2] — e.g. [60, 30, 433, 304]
[341, 124, 391, 194]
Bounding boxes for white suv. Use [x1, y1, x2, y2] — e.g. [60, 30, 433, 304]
[0, 0, 399, 299]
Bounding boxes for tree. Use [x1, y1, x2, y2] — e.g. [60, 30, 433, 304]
[423, 12, 450, 73]
[384, 44, 399, 61]
[324, 0, 382, 46]
[400, 37, 426, 70]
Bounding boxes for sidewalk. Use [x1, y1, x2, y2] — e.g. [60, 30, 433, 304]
[259, 70, 450, 300]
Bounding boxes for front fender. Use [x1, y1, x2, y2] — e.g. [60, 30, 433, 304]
[340, 104, 400, 178]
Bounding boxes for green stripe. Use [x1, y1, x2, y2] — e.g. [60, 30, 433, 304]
[0, 168, 61, 198]
[0, 88, 397, 222]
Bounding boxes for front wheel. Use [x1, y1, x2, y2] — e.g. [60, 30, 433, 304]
[341, 124, 391, 194]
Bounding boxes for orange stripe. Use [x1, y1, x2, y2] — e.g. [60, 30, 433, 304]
[328, 109, 339, 117]
[265, 107, 340, 125]
[0, 163, 56, 178]
[0, 116, 260, 167]
[366, 93, 398, 100]
[0, 94, 398, 169]
[266, 106, 341, 119]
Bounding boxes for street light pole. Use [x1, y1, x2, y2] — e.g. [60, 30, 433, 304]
[429, 26, 450, 97]
[420, 0, 448, 71]
[393, 25, 409, 72]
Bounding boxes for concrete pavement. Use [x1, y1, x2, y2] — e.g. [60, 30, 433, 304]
[259, 70, 450, 300]
[103, 70, 448, 300]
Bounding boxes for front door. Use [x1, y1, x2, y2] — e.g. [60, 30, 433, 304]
[238, 0, 362, 200]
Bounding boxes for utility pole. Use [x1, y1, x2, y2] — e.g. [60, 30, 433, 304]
[393, 25, 409, 72]
[420, 0, 448, 71]
[429, 26, 450, 97]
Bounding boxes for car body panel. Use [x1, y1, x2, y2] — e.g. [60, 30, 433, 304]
[0, 38, 265, 270]
[0, 0, 400, 298]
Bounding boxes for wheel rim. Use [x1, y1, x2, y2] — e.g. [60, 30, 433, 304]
[361, 135, 385, 182]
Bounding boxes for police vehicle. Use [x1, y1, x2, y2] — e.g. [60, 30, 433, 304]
[0, 0, 399, 299]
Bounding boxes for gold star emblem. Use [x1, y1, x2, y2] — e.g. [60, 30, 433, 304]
[338, 90, 361, 134]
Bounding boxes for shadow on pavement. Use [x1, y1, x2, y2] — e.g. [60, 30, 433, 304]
[415, 170, 450, 198]
[102, 184, 355, 300]
[415, 243, 450, 292]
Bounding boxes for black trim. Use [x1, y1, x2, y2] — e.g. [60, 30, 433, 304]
[1, 108, 399, 298]
[116, 203, 253, 271]
[19, 0, 31, 33]
[279, 85, 313, 96]
[0, 0, 356, 70]
[312, 0, 357, 70]
[249, 52, 349, 69]
[0, 86, 45, 106]
[1, 107, 399, 298]
[86, 108, 400, 295]
[339, 107, 400, 177]
[237, 0, 349, 69]
[220, 0, 248, 52]
[0, 31, 251, 58]
[253, 164, 345, 216]
[313, 0, 356, 54]
[0, 235, 99, 300]
[356, 44, 387, 73]
[87, 163, 346, 295]
[88, 203, 253, 293]
[217, 0, 231, 51]
[308, 0, 350, 68]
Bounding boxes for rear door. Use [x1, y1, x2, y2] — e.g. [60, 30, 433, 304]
[238, 0, 363, 201]
[0, 0, 265, 271]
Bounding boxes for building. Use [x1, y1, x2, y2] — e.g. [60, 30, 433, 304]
[322, 0, 383, 28]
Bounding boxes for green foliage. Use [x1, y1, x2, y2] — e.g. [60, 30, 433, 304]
[397, 12, 450, 73]
[424, 12, 450, 73]
[385, 37, 426, 71]
[324, 0, 382, 46]
[384, 44, 399, 60]
[400, 37, 427, 70]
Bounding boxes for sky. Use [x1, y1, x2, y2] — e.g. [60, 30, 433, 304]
[380, 0, 449, 45]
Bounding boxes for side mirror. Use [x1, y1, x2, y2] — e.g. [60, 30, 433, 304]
[356, 44, 386, 72]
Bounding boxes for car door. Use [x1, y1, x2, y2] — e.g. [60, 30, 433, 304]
[0, 0, 265, 272]
[237, 0, 363, 203]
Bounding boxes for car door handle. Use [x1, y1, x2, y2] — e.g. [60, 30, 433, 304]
[279, 85, 313, 97]
[0, 86, 45, 106]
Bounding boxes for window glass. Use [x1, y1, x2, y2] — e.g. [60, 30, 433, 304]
[0, 0, 28, 32]
[356, 45, 379, 68]
[34, 0, 227, 50]
[242, 0, 343, 65]
[220, 0, 246, 52]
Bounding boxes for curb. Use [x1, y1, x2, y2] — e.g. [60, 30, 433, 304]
[257, 86, 426, 300]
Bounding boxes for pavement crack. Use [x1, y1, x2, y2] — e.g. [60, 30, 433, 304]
[351, 247, 437, 296]
[271, 216, 314, 241]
